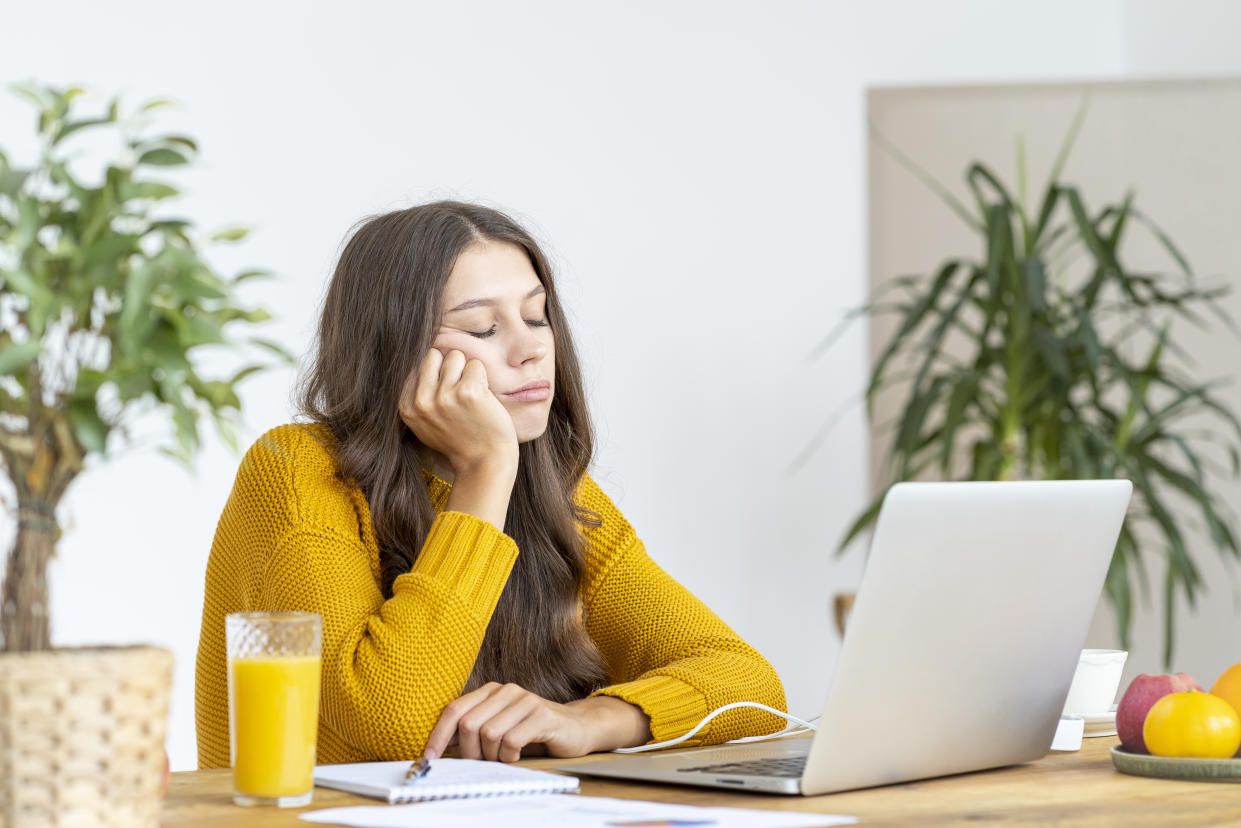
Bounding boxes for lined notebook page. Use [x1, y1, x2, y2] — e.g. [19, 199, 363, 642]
[314, 759, 579, 803]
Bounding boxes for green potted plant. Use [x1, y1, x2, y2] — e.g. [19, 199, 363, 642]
[0, 82, 291, 824]
[829, 106, 1241, 666]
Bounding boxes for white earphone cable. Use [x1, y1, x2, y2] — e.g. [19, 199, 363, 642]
[611, 702, 820, 754]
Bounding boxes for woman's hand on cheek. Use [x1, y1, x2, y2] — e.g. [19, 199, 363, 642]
[423, 682, 597, 763]
[398, 348, 518, 474]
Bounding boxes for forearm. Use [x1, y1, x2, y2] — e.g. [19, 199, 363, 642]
[444, 457, 518, 531]
[268, 519, 518, 760]
[583, 531, 788, 745]
[567, 695, 652, 753]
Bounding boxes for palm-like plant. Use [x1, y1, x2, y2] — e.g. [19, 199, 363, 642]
[830, 107, 1241, 665]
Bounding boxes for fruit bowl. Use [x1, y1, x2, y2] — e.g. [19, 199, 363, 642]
[1111, 746, 1241, 781]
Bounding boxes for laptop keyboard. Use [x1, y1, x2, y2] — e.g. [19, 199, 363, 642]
[678, 755, 807, 778]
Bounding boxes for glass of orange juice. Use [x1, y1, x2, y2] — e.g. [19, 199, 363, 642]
[226, 611, 322, 807]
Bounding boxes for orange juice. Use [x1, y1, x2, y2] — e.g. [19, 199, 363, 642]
[229, 655, 321, 800]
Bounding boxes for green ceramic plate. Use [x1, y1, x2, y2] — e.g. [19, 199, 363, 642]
[1111, 746, 1241, 781]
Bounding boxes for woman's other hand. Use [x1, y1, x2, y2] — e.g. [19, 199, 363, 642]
[400, 348, 519, 474]
[423, 682, 651, 763]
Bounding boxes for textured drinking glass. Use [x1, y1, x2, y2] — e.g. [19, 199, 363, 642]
[226, 611, 322, 807]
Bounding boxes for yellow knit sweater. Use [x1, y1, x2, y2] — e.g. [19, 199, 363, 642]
[194, 423, 786, 768]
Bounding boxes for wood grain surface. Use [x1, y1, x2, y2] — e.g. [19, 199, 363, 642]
[161, 738, 1241, 826]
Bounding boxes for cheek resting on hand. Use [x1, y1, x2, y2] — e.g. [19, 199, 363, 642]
[430, 339, 491, 381]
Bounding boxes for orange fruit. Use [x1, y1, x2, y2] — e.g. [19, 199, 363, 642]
[1143, 691, 1241, 759]
[1210, 662, 1241, 720]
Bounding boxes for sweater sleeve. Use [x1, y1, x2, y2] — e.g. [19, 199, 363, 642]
[576, 475, 788, 747]
[261, 511, 517, 760]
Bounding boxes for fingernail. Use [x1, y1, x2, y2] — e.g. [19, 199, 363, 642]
[423, 748, 437, 761]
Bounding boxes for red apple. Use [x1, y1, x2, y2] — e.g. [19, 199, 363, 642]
[1116, 672, 1203, 753]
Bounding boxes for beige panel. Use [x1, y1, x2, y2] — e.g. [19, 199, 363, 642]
[867, 80, 1241, 687]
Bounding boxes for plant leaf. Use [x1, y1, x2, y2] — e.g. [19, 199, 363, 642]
[835, 491, 885, 557]
[67, 399, 109, 454]
[0, 341, 41, 375]
[137, 147, 189, 167]
[210, 226, 250, 242]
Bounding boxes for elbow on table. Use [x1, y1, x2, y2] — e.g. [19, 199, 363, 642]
[742, 651, 790, 734]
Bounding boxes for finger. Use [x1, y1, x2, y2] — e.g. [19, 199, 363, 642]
[437, 349, 467, 390]
[459, 358, 491, 393]
[435, 733, 461, 759]
[412, 348, 444, 410]
[456, 684, 529, 761]
[424, 683, 501, 760]
[498, 707, 559, 763]
[478, 695, 540, 762]
[423, 714, 454, 761]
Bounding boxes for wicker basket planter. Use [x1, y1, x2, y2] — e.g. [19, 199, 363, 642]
[0, 645, 173, 827]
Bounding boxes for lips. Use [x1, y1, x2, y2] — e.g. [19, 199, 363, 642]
[501, 380, 551, 402]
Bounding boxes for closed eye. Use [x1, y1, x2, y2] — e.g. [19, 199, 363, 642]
[468, 320, 547, 338]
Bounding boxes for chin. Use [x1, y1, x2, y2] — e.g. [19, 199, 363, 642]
[513, 413, 552, 444]
[505, 396, 554, 444]
[516, 424, 550, 444]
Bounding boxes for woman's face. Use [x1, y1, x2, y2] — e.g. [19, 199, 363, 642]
[432, 239, 556, 443]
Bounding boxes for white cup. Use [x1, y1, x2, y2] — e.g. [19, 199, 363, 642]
[1062, 649, 1128, 716]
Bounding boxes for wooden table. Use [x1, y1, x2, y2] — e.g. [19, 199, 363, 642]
[162, 738, 1241, 826]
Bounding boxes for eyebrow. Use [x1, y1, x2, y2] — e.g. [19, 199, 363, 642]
[445, 285, 546, 314]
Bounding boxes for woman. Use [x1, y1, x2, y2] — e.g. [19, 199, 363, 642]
[194, 201, 786, 767]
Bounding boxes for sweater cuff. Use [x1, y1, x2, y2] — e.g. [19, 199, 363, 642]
[591, 675, 710, 746]
[402, 511, 518, 615]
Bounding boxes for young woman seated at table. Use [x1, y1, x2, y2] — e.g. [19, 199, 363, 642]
[194, 201, 786, 767]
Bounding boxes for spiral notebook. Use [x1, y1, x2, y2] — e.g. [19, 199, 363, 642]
[313, 759, 579, 803]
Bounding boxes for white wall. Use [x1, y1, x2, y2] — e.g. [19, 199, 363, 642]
[0, 1, 1138, 771]
[1123, 0, 1241, 76]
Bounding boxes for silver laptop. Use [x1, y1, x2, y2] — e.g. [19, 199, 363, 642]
[557, 479, 1132, 795]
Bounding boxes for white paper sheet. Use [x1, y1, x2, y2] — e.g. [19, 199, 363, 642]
[299, 793, 856, 828]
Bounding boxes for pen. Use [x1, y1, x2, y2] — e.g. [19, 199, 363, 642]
[403, 755, 431, 785]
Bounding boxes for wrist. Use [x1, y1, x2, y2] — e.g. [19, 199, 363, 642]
[571, 695, 652, 754]
[452, 448, 518, 481]
[443, 454, 517, 532]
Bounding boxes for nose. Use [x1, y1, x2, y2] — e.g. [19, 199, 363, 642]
[508, 324, 548, 367]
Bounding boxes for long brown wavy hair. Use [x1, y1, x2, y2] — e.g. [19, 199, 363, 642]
[297, 201, 610, 702]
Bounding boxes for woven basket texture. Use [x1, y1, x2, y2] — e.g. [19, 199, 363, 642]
[0, 645, 173, 828]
